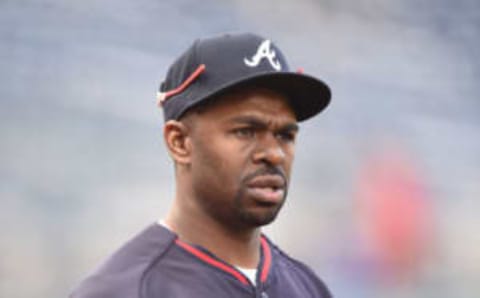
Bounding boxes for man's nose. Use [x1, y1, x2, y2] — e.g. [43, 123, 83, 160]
[252, 134, 286, 166]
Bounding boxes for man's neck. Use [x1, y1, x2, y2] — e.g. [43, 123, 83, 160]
[165, 202, 261, 269]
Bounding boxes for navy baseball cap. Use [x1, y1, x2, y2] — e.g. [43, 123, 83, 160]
[157, 32, 331, 122]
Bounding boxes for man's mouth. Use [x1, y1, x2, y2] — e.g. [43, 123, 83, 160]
[246, 175, 286, 204]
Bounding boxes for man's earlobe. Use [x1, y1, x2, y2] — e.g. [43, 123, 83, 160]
[164, 120, 192, 165]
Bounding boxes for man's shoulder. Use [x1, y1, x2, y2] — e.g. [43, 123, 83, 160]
[70, 223, 176, 298]
[266, 237, 332, 298]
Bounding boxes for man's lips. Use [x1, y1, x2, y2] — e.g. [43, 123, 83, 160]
[245, 175, 286, 204]
[247, 174, 285, 189]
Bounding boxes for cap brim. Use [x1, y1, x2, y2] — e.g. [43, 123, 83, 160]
[244, 72, 331, 121]
[189, 72, 331, 122]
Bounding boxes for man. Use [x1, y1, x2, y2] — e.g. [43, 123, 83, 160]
[71, 32, 332, 298]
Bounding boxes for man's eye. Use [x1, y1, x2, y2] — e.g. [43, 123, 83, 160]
[234, 127, 255, 138]
[276, 131, 296, 142]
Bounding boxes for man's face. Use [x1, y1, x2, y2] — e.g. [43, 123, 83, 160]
[184, 88, 298, 230]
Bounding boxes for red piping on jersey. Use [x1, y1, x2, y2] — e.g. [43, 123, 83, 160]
[175, 239, 249, 285]
[175, 236, 272, 285]
[260, 237, 271, 282]
[158, 64, 206, 105]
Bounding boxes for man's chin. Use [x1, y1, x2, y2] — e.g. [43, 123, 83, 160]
[233, 189, 286, 228]
[240, 208, 282, 227]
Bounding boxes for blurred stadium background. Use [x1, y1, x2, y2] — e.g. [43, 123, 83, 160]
[1, 0, 479, 297]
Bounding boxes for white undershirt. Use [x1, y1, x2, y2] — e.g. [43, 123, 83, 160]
[236, 267, 257, 286]
[158, 219, 258, 286]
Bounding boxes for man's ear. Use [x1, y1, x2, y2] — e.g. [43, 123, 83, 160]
[163, 120, 192, 165]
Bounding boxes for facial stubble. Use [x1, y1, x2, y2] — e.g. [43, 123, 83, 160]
[232, 167, 289, 229]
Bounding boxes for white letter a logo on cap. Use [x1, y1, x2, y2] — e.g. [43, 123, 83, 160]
[244, 40, 282, 71]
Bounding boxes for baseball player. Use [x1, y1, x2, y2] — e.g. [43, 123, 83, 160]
[70, 32, 332, 298]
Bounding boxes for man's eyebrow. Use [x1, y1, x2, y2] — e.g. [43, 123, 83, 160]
[228, 115, 299, 132]
[280, 123, 299, 133]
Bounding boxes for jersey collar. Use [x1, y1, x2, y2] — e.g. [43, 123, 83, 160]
[174, 235, 272, 286]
